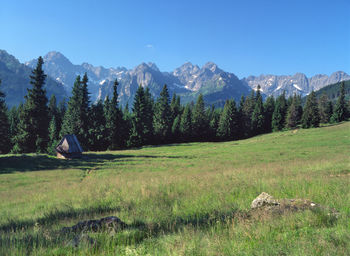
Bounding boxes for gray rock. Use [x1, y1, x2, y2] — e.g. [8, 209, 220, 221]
[251, 192, 280, 209]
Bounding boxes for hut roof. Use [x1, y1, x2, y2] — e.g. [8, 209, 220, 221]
[56, 134, 83, 154]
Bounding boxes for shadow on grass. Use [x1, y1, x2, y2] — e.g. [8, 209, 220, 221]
[0, 153, 193, 174]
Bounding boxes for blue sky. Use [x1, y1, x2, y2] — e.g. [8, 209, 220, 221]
[1, 0, 349, 78]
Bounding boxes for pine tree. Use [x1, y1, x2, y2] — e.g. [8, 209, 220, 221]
[8, 106, 20, 149]
[192, 94, 208, 141]
[286, 94, 302, 129]
[241, 91, 255, 137]
[79, 73, 90, 149]
[47, 95, 61, 152]
[217, 100, 239, 140]
[153, 84, 172, 143]
[144, 87, 155, 144]
[128, 86, 148, 147]
[272, 92, 287, 131]
[180, 104, 192, 142]
[318, 94, 332, 123]
[263, 96, 275, 133]
[331, 81, 348, 122]
[170, 93, 182, 122]
[13, 56, 49, 153]
[89, 101, 107, 151]
[251, 85, 265, 135]
[47, 115, 59, 155]
[302, 91, 320, 128]
[171, 115, 181, 143]
[60, 76, 82, 137]
[104, 79, 123, 149]
[0, 80, 11, 154]
[207, 105, 220, 141]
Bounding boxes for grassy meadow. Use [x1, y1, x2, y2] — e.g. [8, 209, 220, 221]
[0, 122, 349, 255]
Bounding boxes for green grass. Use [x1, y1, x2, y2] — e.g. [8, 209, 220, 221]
[0, 122, 349, 255]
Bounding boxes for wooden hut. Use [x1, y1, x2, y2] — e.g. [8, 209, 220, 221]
[56, 134, 83, 159]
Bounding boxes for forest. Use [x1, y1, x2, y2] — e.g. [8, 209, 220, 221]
[0, 57, 349, 154]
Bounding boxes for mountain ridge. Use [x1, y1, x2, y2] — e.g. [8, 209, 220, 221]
[1, 49, 349, 107]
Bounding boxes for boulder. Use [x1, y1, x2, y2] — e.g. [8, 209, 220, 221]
[251, 192, 279, 209]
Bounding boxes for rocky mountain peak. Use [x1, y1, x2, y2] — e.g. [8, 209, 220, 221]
[202, 62, 219, 72]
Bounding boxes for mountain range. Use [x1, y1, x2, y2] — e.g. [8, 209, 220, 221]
[1, 49, 349, 107]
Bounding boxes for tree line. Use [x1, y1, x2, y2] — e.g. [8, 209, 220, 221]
[0, 57, 349, 154]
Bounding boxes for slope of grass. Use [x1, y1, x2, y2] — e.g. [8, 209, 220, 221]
[0, 122, 349, 255]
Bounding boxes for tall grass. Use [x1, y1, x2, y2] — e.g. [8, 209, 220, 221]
[0, 122, 349, 255]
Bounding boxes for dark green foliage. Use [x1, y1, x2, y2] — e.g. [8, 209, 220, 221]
[263, 96, 275, 133]
[192, 94, 208, 141]
[0, 80, 11, 153]
[241, 91, 255, 137]
[286, 94, 302, 129]
[153, 85, 172, 144]
[217, 100, 239, 140]
[251, 85, 265, 135]
[8, 106, 20, 148]
[302, 91, 320, 128]
[180, 104, 192, 142]
[79, 73, 90, 149]
[171, 115, 181, 142]
[13, 57, 49, 153]
[331, 82, 349, 123]
[272, 92, 288, 131]
[144, 88, 155, 144]
[318, 94, 333, 123]
[104, 79, 124, 149]
[60, 74, 90, 150]
[89, 101, 107, 151]
[47, 116, 59, 155]
[128, 86, 153, 147]
[207, 105, 221, 141]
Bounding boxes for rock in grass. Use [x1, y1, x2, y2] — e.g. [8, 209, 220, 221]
[61, 216, 127, 234]
[251, 192, 279, 209]
[250, 192, 340, 218]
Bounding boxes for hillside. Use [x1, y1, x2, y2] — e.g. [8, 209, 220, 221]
[0, 122, 349, 255]
[0, 50, 67, 108]
[314, 80, 350, 102]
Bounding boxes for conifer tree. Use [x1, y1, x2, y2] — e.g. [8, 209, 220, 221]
[318, 94, 332, 123]
[47, 115, 59, 155]
[170, 93, 182, 122]
[60, 76, 82, 137]
[251, 85, 265, 135]
[192, 94, 208, 141]
[104, 79, 123, 149]
[144, 87, 155, 144]
[89, 101, 107, 151]
[263, 96, 275, 133]
[79, 73, 90, 148]
[207, 105, 220, 141]
[180, 104, 192, 142]
[0, 80, 11, 154]
[8, 106, 20, 149]
[13, 56, 49, 153]
[217, 100, 239, 140]
[241, 91, 255, 137]
[237, 95, 246, 139]
[153, 84, 172, 143]
[128, 86, 149, 147]
[272, 92, 287, 131]
[171, 115, 181, 143]
[302, 91, 320, 128]
[331, 81, 348, 122]
[286, 94, 302, 129]
[61, 75, 91, 149]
